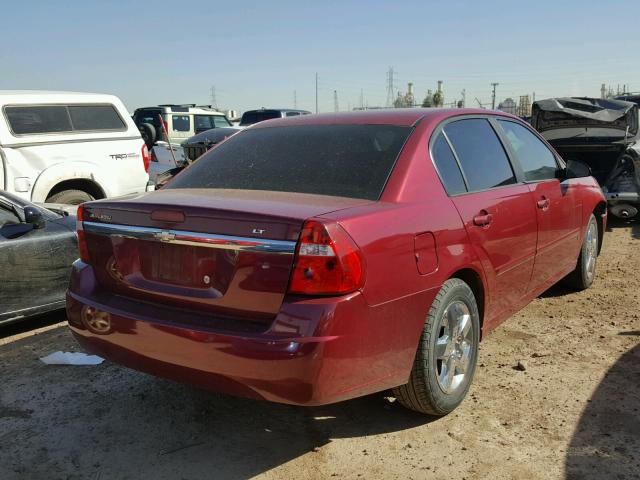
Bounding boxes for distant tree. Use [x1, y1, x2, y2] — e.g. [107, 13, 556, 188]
[457, 100, 464, 108]
[422, 95, 433, 108]
[432, 91, 443, 107]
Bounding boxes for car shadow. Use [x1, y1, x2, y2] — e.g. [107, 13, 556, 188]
[565, 343, 640, 479]
[606, 215, 639, 239]
[0, 309, 66, 340]
[1, 328, 435, 479]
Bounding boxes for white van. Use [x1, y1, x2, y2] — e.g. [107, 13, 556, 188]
[0, 91, 150, 204]
[132, 104, 235, 145]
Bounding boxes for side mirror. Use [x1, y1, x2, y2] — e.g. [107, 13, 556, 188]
[564, 159, 591, 179]
[24, 206, 46, 229]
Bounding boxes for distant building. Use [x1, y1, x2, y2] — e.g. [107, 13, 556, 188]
[517, 95, 531, 117]
[498, 98, 517, 115]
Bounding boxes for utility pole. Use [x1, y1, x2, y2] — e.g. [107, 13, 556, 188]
[461, 89, 466, 108]
[315, 73, 318, 114]
[386, 67, 396, 108]
[360, 88, 364, 109]
[294, 90, 297, 109]
[333, 90, 339, 112]
[210, 86, 217, 110]
[491, 83, 499, 110]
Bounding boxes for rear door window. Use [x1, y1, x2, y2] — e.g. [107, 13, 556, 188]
[172, 115, 190, 132]
[431, 133, 467, 195]
[444, 118, 516, 191]
[497, 120, 559, 181]
[168, 124, 412, 200]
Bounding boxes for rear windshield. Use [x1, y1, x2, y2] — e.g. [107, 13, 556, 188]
[239, 110, 282, 126]
[167, 124, 412, 200]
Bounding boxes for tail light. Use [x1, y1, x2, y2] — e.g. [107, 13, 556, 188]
[288, 220, 365, 295]
[141, 143, 150, 172]
[76, 203, 90, 263]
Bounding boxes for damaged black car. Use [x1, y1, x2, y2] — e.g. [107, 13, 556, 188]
[0, 192, 78, 325]
[532, 97, 640, 219]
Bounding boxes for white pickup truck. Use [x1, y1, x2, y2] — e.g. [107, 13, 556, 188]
[0, 91, 150, 204]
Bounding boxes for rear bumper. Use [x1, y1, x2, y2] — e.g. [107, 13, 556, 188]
[66, 261, 433, 405]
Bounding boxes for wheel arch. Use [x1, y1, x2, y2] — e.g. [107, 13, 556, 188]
[449, 267, 486, 338]
[46, 178, 106, 201]
[593, 201, 606, 255]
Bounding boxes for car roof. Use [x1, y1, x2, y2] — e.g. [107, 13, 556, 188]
[0, 90, 124, 106]
[250, 108, 516, 128]
[243, 108, 311, 113]
[135, 105, 227, 115]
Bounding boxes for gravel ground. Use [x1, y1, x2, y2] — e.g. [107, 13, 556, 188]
[1, 220, 638, 480]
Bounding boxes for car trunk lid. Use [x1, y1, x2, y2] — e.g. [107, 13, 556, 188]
[81, 189, 371, 320]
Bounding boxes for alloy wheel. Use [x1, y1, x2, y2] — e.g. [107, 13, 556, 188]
[435, 301, 474, 394]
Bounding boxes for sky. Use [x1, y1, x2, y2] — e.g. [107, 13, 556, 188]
[1, 0, 638, 114]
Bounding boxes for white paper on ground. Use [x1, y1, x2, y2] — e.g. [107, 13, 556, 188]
[39, 351, 104, 365]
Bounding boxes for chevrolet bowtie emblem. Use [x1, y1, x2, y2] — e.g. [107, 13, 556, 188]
[154, 230, 176, 242]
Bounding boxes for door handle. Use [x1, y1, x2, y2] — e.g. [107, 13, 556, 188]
[537, 197, 550, 210]
[473, 212, 493, 227]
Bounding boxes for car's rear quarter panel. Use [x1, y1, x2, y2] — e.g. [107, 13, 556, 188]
[321, 119, 488, 383]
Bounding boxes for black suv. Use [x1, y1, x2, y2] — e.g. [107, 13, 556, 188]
[239, 108, 311, 127]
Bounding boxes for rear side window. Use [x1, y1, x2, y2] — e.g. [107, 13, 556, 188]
[5, 106, 71, 134]
[444, 119, 515, 191]
[497, 120, 558, 181]
[67, 105, 125, 131]
[286, 112, 301, 117]
[431, 133, 467, 195]
[168, 124, 412, 200]
[172, 115, 190, 132]
[5, 104, 125, 135]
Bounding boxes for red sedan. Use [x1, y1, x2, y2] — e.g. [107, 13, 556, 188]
[66, 109, 606, 415]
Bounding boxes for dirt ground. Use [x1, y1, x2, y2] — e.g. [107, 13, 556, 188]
[1, 220, 638, 480]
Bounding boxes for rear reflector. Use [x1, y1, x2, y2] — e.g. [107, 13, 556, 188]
[76, 203, 90, 263]
[288, 220, 364, 295]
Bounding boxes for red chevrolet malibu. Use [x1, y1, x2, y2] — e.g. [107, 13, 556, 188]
[67, 109, 606, 415]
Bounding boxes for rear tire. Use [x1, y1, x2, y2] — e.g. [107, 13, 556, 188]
[46, 189, 94, 205]
[393, 278, 480, 416]
[563, 214, 599, 291]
